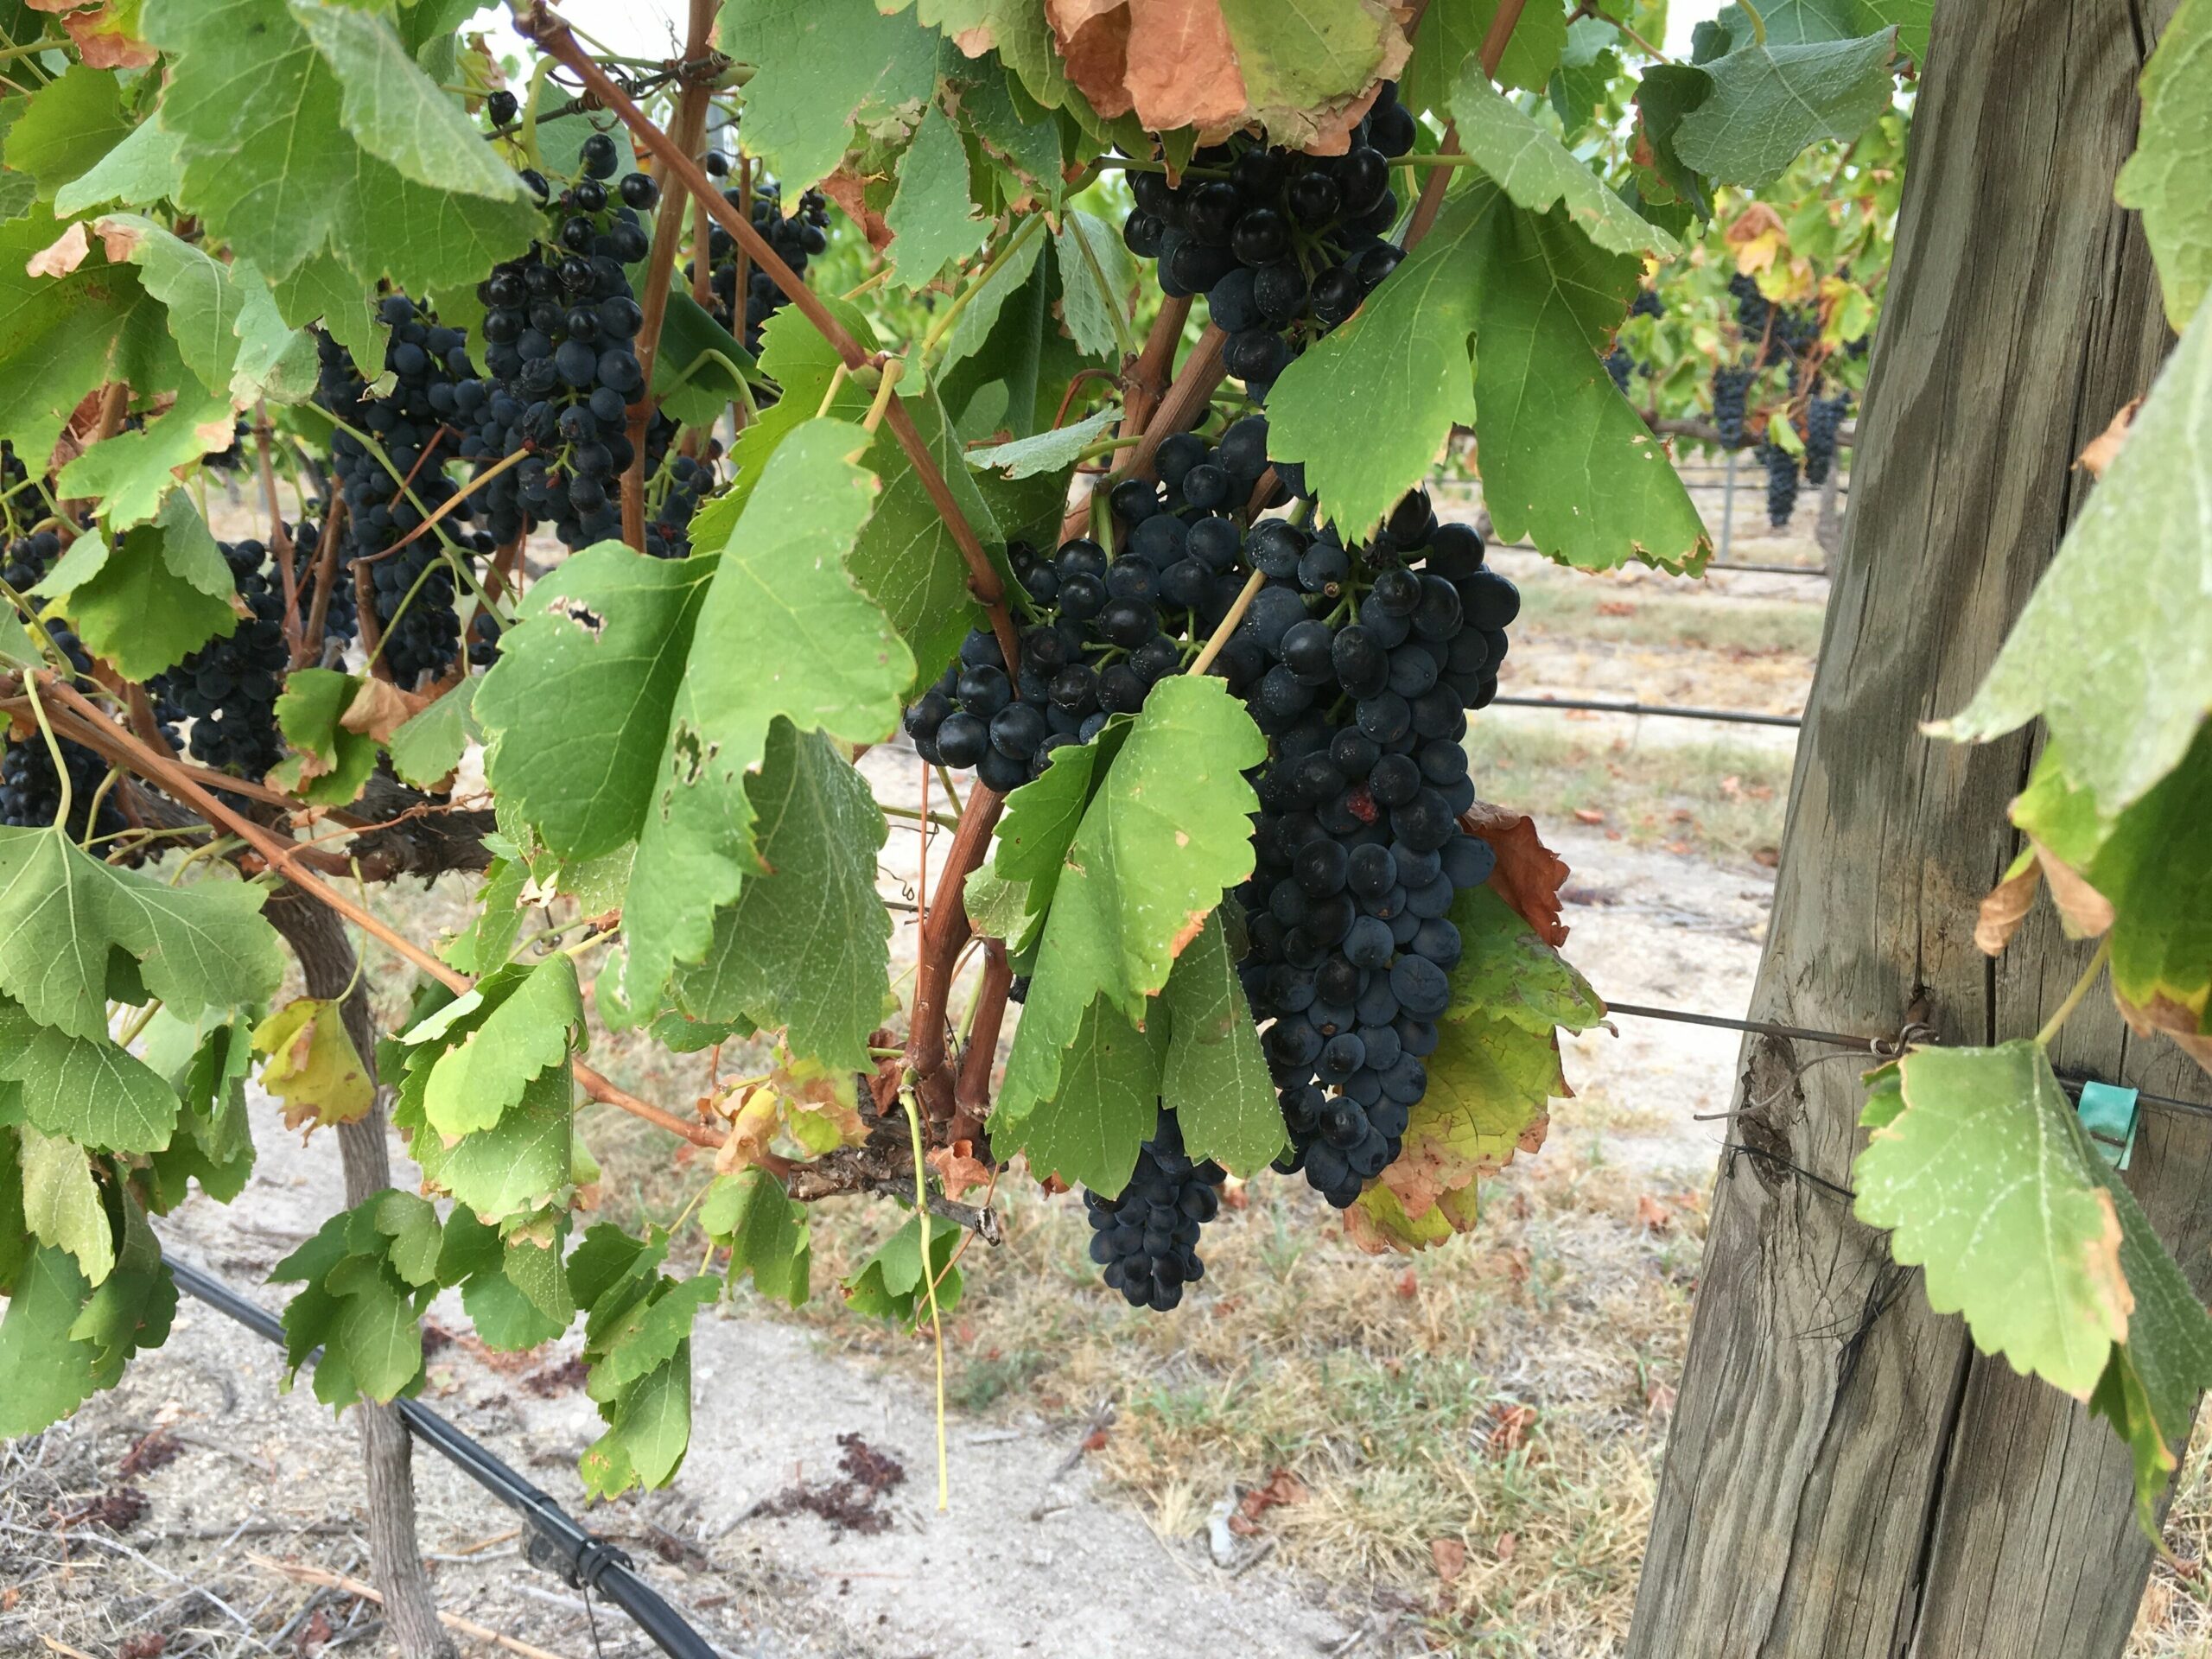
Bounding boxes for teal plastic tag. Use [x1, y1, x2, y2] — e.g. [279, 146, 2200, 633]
[2076, 1080, 2140, 1171]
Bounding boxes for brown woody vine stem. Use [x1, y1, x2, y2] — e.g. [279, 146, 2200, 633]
[35, 675, 724, 1152]
[622, 0, 717, 549]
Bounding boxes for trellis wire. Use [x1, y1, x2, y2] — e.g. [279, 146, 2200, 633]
[1485, 693, 1803, 728]
[1599, 999, 2212, 1122]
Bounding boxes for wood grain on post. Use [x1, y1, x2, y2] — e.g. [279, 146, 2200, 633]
[1626, 3, 2201, 1656]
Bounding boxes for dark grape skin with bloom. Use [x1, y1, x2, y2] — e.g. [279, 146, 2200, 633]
[462, 149, 714, 569]
[688, 156, 832, 356]
[1226, 488, 1516, 1211]
[1083, 1110, 1225, 1312]
[1121, 82, 1416, 404]
[0, 531, 127, 841]
[1759, 438, 1801, 527]
[901, 413, 1283, 793]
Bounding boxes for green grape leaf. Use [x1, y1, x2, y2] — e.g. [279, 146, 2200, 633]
[1053, 209, 1136, 360]
[1272, 178, 1707, 564]
[440, 1205, 572, 1351]
[1209, 0, 1411, 143]
[272, 251, 385, 366]
[1854, 1042, 2128, 1400]
[1937, 305, 2212, 816]
[90, 213, 249, 399]
[842, 1211, 963, 1328]
[1159, 912, 1283, 1176]
[720, 0, 945, 193]
[982, 711, 1132, 938]
[1549, 16, 1623, 135]
[0, 203, 180, 463]
[372, 1190, 445, 1289]
[388, 677, 478, 788]
[650, 289, 760, 429]
[0, 826, 280, 1045]
[270, 668, 381, 806]
[2114, 0, 2209, 328]
[287, 0, 533, 203]
[0, 1238, 175, 1438]
[4, 63, 129, 200]
[404, 1057, 574, 1223]
[419, 958, 585, 1137]
[589, 1274, 719, 1395]
[0, 995, 182, 1154]
[138, 1017, 257, 1211]
[620, 419, 911, 1012]
[672, 723, 890, 1071]
[1633, 65, 1717, 218]
[52, 113, 185, 216]
[55, 385, 238, 532]
[443, 852, 528, 976]
[701, 1168, 811, 1307]
[936, 216, 1048, 376]
[2086, 1150, 2212, 1537]
[1449, 68, 1679, 257]
[1405, 0, 1571, 105]
[1672, 28, 1898, 189]
[994, 676, 1262, 1146]
[142, 0, 540, 293]
[18, 1124, 114, 1287]
[1376, 1011, 1561, 1234]
[252, 997, 375, 1128]
[886, 99, 984, 289]
[850, 374, 1007, 691]
[964, 407, 1120, 480]
[1444, 883, 1608, 1032]
[1012, 994, 1163, 1193]
[497, 1217, 575, 1325]
[477, 547, 719, 862]
[0, 1128, 27, 1293]
[579, 1338, 693, 1499]
[42, 493, 239, 677]
[954, 70, 1065, 207]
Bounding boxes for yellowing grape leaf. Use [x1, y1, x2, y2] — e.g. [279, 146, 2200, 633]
[252, 997, 374, 1130]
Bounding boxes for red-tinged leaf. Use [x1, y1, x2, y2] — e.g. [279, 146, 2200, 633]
[1462, 804, 1573, 946]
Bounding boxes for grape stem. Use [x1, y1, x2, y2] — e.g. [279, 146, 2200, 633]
[917, 213, 1049, 364]
[899, 1085, 951, 1512]
[2035, 938, 2113, 1049]
[20, 671, 71, 833]
[1188, 569, 1267, 677]
[297, 498, 349, 670]
[251, 404, 304, 664]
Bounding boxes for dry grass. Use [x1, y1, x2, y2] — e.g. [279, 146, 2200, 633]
[1469, 723, 1791, 869]
[1509, 572, 1827, 660]
[756, 1093, 1707, 1655]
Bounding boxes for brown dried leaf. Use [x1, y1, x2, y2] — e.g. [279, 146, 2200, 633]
[818, 167, 894, 252]
[927, 1139, 992, 1201]
[2113, 988, 2212, 1074]
[1051, 0, 1137, 119]
[1975, 858, 2044, 956]
[340, 677, 426, 744]
[2077, 398, 2139, 480]
[28, 221, 90, 279]
[1119, 0, 1247, 132]
[1461, 804, 1573, 946]
[1635, 1193, 1674, 1232]
[2031, 841, 2115, 938]
[1430, 1537, 1467, 1584]
[1486, 1402, 1536, 1457]
[713, 1085, 780, 1175]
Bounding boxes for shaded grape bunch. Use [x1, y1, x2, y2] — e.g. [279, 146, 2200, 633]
[1084, 1110, 1225, 1313]
[1759, 439, 1800, 527]
[0, 534, 125, 840]
[1728, 271, 1772, 346]
[150, 535, 310, 779]
[465, 137, 705, 562]
[1803, 392, 1849, 486]
[1712, 365, 1754, 449]
[691, 158, 831, 355]
[1629, 286, 1664, 320]
[1227, 492, 1516, 1208]
[1605, 346, 1634, 395]
[0, 441, 33, 538]
[316, 297, 489, 685]
[903, 415, 1281, 791]
[1122, 83, 1416, 403]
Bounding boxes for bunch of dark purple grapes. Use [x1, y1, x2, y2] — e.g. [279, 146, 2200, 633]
[1226, 490, 1519, 1209]
[1803, 391, 1850, 485]
[1758, 438, 1801, 527]
[1121, 83, 1417, 402]
[150, 531, 324, 778]
[901, 415, 1281, 793]
[1711, 365, 1753, 448]
[316, 298, 487, 685]
[693, 155, 830, 355]
[1083, 1110, 1225, 1313]
[463, 131, 706, 563]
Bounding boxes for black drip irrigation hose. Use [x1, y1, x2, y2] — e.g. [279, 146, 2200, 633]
[164, 1256, 720, 1659]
